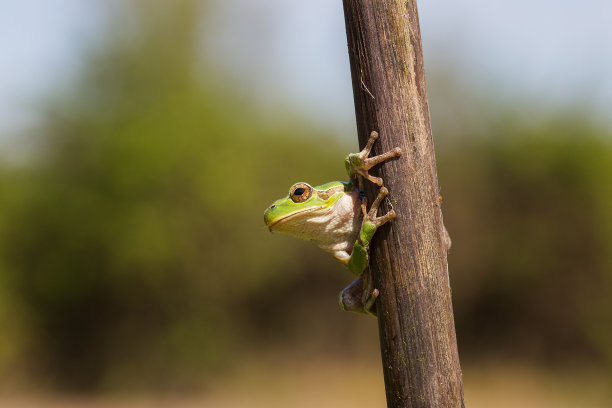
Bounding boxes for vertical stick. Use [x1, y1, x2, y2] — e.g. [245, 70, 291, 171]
[341, 1, 465, 407]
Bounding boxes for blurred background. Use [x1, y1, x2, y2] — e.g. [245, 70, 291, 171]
[1, 0, 611, 406]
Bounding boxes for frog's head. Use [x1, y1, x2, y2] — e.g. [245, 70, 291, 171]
[264, 181, 347, 237]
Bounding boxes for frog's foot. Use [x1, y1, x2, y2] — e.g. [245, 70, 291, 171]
[339, 277, 365, 313]
[361, 186, 396, 228]
[348, 131, 402, 186]
[338, 276, 378, 315]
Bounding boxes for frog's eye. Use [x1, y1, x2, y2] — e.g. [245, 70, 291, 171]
[289, 183, 312, 203]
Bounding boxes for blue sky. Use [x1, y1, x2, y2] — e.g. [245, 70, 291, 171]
[0, 1, 105, 137]
[1, 0, 611, 139]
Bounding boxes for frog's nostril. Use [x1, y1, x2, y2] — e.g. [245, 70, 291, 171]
[270, 205, 276, 209]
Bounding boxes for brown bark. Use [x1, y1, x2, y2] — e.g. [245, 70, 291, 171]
[341, 1, 465, 407]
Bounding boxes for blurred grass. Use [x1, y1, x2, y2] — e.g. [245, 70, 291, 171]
[0, 0, 611, 401]
[0, 361, 610, 407]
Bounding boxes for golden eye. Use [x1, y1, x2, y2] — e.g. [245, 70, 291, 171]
[289, 183, 312, 203]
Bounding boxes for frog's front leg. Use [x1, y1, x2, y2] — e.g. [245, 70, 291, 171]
[345, 131, 402, 187]
[338, 186, 395, 315]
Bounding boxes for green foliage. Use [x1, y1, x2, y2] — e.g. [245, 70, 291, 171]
[439, 118, 612, 364]
[0, 1, 349, 391]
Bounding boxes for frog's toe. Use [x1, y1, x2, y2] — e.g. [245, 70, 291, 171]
[363, 147, 402, 170]
[361, 186, 396, 228]
[367, 186, 388, 217]
[363, 288, 379, 316]
[366, 174, 384, 186]
[358, 131, 379, 160]
[373, 209, 396, 227]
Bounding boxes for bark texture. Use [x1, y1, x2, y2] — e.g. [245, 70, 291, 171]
[341, 1, 465, 407]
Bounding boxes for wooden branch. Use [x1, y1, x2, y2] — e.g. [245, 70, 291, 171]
[341, 1, 465, 407]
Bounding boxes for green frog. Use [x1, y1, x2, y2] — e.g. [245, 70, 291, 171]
[263, 131, 401, 315]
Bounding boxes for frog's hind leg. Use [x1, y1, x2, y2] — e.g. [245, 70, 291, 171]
[338, 272, 379, 315]
[339, 276, 366, 313]
[338, 275, 378, 315]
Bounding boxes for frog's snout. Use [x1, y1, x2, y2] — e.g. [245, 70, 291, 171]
[263, 205, 276, 228]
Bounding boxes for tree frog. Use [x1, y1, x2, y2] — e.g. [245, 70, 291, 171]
[263, 131, 401, 315]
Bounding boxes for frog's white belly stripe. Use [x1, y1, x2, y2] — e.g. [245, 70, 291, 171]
[305, 192, 361, 254]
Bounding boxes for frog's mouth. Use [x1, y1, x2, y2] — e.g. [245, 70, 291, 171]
[266, 206, 325, 231]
